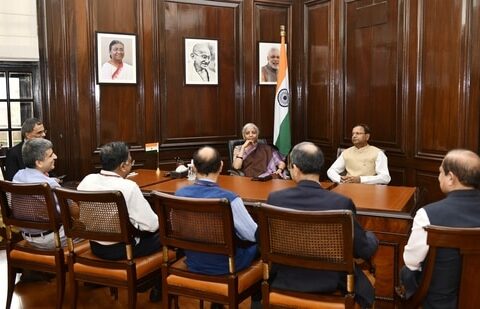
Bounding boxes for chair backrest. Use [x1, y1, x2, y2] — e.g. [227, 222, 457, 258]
[151, 191, 237, 271]
[405, 225, 480, 309]
[0, 180, 61, 235]
[227, 138, 267, 169]
[257, 203, 355, 288]
[54, 187, 134, 252]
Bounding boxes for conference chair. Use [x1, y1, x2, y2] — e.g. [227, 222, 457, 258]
[257, 203, 359, 309]
[152, 191, 263, 309]
[396, 225, 480, 309]
[54, 187, 176, 309]
[227, 138, 267, 176]
[0, 180, 68, 309]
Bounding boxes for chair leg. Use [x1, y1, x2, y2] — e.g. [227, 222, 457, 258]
[127, 288, 137, 309]
[162, 287, 169, 309]
[56, 271, 65, 309]
[5, 266, 18, 309]
[110, 287, 118, 300]
[69, 274, 78, 309]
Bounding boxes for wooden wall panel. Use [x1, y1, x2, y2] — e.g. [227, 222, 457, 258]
[254, 2, 291, 141]
[304, 0, 334, 148]
[37, 0, 480, 196]
[92, 0, 143, 147]
[162, 0, 240, 146]
[415, 0, 470, 158]
[344, 0, 404, 151]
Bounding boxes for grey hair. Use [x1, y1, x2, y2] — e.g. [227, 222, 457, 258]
[22, 138, 53, 168]
[242, 123, 260, 139]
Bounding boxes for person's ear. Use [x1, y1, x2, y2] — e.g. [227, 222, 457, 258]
[219, 160, 224, 172]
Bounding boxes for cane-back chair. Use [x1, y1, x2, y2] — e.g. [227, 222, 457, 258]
[152, 191, 262, 309]
[257, 203, 358, 309]
[397, 225, 480, 309]
[54, 187, 175, 309]
[0, 180, 67, 309]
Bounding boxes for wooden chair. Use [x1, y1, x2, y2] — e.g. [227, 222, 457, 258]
[54, 187, 176, 309]
[152, 191, 263, 309]
[397, 225, 480, 309]
[0, 180, 67, 309]
[257, 203, 357, 309]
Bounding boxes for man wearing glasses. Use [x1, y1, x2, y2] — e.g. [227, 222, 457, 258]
[5, 118, 47, 181]
[76, 141, 161, 301]
[327, 124, 391, 184]
[187, 43, 217, 83]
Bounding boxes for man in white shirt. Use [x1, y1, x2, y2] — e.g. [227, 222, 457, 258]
[327, 124, 391, 184]
[77, 141, 159, 260]
[400, 149, 480, 307]
[77, 141, 162, 301]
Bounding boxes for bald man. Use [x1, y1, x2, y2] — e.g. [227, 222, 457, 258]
[266, 142, 378, 308]
[175, 146, 258, 275]
[401, 149, 480, 308]
[187, 43, 217, 83]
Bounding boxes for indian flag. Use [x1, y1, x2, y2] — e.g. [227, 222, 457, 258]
[145, 142, 159, 152]
[273, 26, 291, 155]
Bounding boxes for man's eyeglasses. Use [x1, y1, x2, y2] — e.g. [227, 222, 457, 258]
[194, 53, 211, 60]
[33, 130, 47, 136]
[125, 159, 135, 166]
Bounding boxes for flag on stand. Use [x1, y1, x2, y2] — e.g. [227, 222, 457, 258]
[273, 26, 291, 156]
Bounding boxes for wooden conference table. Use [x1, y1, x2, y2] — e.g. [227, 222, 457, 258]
[137, 170, 417, 307]
[142, 174, 335, 202]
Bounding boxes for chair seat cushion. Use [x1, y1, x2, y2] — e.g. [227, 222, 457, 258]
[73, 248, 172, 281]
[166, 257, 262, 296]
[269, 292, 346, 309]
[10, 240, 58, 266]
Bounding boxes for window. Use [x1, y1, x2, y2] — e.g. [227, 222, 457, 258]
[0, 62, 41, 151]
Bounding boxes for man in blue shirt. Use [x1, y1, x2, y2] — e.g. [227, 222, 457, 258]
[13, 138, 62, 249]
[175, 146, 258, 275]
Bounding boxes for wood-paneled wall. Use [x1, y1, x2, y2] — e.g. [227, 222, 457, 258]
[37, 0, 480, 203]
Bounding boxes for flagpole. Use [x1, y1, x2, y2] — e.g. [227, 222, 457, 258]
[273, 24, 291, 156]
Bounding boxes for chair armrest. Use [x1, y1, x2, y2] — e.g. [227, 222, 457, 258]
[227, 169, 245, 177]
[355, 258, 376, 275]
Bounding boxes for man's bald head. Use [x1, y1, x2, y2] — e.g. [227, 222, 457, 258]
[193, 146, 222, 176]
[441, 149, 480, 188]
[289, 142, 324, 175]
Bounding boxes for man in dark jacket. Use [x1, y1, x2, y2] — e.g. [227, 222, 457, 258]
[266, 141, 379, 308]
[5, 118, 46, 180]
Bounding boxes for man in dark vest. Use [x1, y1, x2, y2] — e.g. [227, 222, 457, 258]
[401, 149, 480, 308]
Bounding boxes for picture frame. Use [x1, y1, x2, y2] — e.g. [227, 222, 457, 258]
[258, 42, 282, 85]
[184, 38, 218, 85]
[96, 32, 137, 84]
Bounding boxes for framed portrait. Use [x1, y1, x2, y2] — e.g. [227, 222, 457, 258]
[184, 38, 218, 85]
[96, 32, 137, 84]
[258, 42, 282, 85]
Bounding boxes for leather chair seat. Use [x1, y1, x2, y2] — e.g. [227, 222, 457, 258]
[73, 248, 172, 281]
[10, 239, 90, 265]
[166, 257, 263, 296]
[270, 292, 346, 309]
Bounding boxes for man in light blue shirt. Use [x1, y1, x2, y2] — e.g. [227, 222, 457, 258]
[13, 138, 63, 249]
[175, 146, 258, 275]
